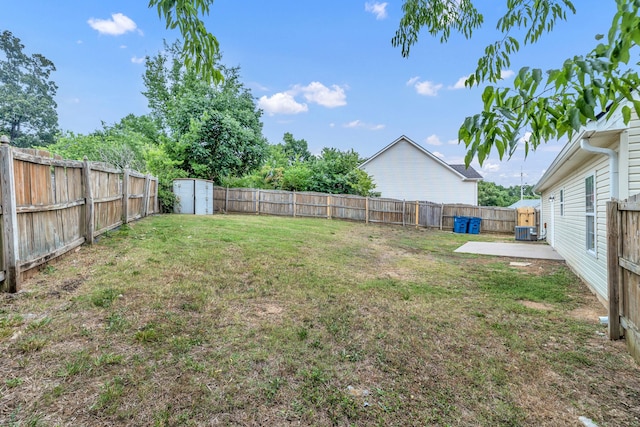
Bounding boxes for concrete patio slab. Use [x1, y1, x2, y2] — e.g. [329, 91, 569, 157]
[454, 241, 564, 261]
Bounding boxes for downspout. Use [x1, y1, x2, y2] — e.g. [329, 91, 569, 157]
[579, 137, 619, 199]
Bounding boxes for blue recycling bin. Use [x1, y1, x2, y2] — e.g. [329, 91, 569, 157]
[453, 216, 470, 233]
[468, 217, 482, 234]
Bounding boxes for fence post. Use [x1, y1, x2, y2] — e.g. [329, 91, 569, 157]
[225, 186, 229, 213]
[439, 204, 444, 230]
[415, 201, 419, 227]
[154, 178, 159, 214]
[142, 174, 151, 217]
[0, 142, 20, 292]
[365, 197, 369, 224]
[292, 191, 296, 217]
[83, 158, 94, 245]
[327, 195, 331, 219]
[607, 200, 622, 339]
[256, 189, 260, 215]
[402, 200, 406, 227]
[122, 169, 130, 224]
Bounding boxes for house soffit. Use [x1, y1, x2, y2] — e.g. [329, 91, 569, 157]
[534, 106, 629, 192]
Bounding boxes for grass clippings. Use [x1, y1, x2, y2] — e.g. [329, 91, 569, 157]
[1, 214, 638, 426]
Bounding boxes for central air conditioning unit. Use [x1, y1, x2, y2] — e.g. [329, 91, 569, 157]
[515, 226, 538, 241]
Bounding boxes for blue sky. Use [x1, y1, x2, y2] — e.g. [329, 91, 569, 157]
[1, 1, 618, 187]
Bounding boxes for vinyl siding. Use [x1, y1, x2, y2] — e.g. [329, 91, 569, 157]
[541, 155, 610, 301]
[536, 106, 640, 303]
[627, 112, 640, 196]
[362, 139, 477, 204]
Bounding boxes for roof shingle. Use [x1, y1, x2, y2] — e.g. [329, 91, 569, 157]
[448, 164, 483, 179]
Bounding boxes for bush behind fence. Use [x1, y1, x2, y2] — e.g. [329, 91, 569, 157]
[212, 186, 516, 233]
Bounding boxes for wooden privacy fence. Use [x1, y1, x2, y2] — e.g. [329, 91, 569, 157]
[210, 186, 516, 232]
[0, 145, 159, 293]
[607, 194, 640, 363]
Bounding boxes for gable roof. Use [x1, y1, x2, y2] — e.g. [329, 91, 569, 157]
[360, 135, 483, 181]
[449, 164, 483, 179]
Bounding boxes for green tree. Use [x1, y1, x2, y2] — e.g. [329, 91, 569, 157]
[280, 132, 313, 164]
[0, 30, 58, 147]
[307, 148, 375, 196]
[46, 115, 159, 171]
[143, 42, 267, 183]
[394, 0, 640, 166]
[478, 181, 538, 207]
[149, 0, 221, 84]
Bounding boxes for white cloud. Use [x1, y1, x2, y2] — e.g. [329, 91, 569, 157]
[482, 161, 501, 173]
[501, 69, 515, 79]
[292, 82, 347, 108]
[450, 75, 471, 90]
[447, 139, 459, 145]
[88, 13, 140, 36]
[425, 134, 443, 146]
[365, 2, 388, 20]
[408, 78, 443, 96]
[432, 151, 445, 159]
[76, 40, 83, 44]
[406, 76, 420, 86]
[258, 93, 308, 115]
[259, 81, 347, 115]
[120, 45, 127, 49]
[344, 120, 385, 130]
[131, 56, 145, 64]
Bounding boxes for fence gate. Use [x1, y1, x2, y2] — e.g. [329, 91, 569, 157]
[607, 196, 640, 364]
[173, 179, 214, 215]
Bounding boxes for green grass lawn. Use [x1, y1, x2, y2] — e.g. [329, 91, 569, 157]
[1, 214, 639, 426]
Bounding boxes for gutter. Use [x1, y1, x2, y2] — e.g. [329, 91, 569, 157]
[579, 135, 619, 199]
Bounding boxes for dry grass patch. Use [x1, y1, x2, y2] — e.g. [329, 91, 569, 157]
[1, 214, 639, 426]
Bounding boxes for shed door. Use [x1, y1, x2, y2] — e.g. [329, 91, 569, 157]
[173, 180, 195, 214]
[194, 180, 213, 215]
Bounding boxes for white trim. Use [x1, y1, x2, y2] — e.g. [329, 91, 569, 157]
[585, 172, 597, 257]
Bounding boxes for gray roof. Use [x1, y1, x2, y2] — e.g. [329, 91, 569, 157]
[448, 164, 483, 179]
[508, 199, 541, 209]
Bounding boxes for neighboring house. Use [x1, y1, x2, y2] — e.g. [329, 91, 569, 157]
[360, 135, 483, 204]
[534, 103, 639, 304]
[508, 199, 541, 209]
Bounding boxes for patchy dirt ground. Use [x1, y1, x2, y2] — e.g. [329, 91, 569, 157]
[1, 216, 639, 426]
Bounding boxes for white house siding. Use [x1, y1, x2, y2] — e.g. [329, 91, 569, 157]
[627, 113, 640, 196]
[541, 153, 611, 302]
[362, 139, 477, 204]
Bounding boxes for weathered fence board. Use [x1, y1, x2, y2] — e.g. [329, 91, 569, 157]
[0, 145, 158, 292]
[607, 194, 640, 363]
[208, 186, 515, 233]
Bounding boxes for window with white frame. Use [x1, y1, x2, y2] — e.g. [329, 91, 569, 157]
[585, 175, 595, 253]
[559, 189, 564, 216]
